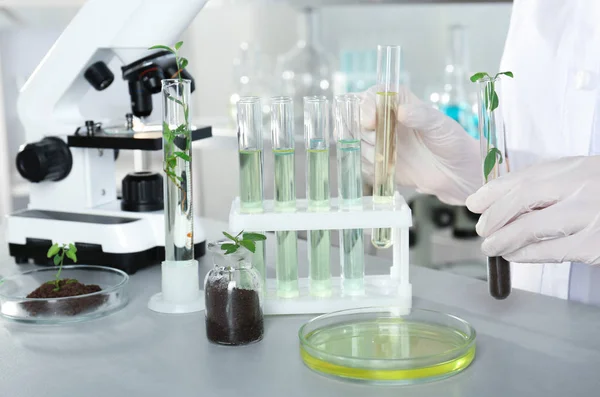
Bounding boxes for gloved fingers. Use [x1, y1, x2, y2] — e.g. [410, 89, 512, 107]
[480, 202, 587, 257]
[503, 232, 597, 264]
[361, 139, 375, 183]
[466, 157, 579, 214]
[362, 129, 376, 146]
[466, 172, 527, 214]
[474, 185, 560, 238]
[396, 103, 465, 141]
[358, 85, 421, 131]
[358, 88, 376, 130]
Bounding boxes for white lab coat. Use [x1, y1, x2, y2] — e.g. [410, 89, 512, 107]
[499, 0, 600, 302]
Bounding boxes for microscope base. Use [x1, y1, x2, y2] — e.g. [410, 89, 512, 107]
[6, 207, 207, 275]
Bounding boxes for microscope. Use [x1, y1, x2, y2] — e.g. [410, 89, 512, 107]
[6, 0, 211, 274]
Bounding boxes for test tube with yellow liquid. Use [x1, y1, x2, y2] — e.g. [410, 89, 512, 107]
[304, 96, 332, 297]
[270, 96, 299, 298]
[372, 45, 401, 249]
[236, 96, 266, 287]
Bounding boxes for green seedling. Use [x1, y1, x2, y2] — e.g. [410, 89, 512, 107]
[470, 71, 514, 182]
[46, 243, 78, 291]
[221, 231, 267, 255]
[149, 40, 191, 211]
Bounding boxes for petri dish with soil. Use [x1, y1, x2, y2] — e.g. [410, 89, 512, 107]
[299, 307, 476, 385]
[0, 265, 129, 324]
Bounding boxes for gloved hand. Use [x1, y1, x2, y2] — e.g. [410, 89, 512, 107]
[359, 85, 481, 205]
[465, 155, 600, 265]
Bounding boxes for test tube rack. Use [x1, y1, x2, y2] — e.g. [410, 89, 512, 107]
[228, 192, 412, 315]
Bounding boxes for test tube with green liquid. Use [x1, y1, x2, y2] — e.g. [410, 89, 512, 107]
[270, 96, 299, 298]
[334, 94, 365, 295]
[304, 96, 332, 297]
[236, 96, 266, 286]
[372, 45, 401, 249]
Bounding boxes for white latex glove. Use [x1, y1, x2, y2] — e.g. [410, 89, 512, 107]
[359, 85, 481, 205]
[465, 155, 600, 265]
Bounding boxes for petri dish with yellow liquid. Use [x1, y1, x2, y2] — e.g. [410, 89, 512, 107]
[298, 307, 476, 385]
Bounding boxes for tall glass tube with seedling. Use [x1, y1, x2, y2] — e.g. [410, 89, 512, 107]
[372, 45, 401, 249]
[334, 94, 365, 296]
[304, 96, 332, 297]
[148, 41, 203, 313]
[237, 96, 267, 288]
[271, 96, 299, 298]
[471, 70, 513, 300]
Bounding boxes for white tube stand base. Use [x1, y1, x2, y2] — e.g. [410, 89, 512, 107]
[148, 259, 205, 314]
[229, 192, 413, 316]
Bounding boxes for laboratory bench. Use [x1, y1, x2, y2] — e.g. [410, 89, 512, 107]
[0, 217, 599, 397]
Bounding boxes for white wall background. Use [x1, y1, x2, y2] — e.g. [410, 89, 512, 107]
[0, 1, 512, 220]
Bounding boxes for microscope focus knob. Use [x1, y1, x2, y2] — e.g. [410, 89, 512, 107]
[121, 172, 164, 212]
[16, 137, 73, 183]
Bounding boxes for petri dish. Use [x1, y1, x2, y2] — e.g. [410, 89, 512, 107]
[298, 307, 476, 385]
[0, 265, 129, 324]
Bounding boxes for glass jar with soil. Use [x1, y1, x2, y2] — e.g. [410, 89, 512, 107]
[204, 240, 264, 345]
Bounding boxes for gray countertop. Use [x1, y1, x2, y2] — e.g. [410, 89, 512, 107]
[0, 218, 599, 397]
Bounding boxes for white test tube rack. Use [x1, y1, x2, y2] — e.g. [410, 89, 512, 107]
[228, 191, 413, 316]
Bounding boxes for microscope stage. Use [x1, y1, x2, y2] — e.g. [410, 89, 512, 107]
[6, 208, 206, 274]
[67, 125, 212, 151]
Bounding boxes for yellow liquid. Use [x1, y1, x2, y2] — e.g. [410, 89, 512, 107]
[372, 92, 397, 249]
[300, 319, 475, 383]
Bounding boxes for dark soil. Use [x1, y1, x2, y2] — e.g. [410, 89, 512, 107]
[487, 256, 511, 300]
[23, 279, 106, 316]
[205, 279, 263, 345]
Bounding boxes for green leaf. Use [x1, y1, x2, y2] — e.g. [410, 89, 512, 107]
[66, 250, 77, 263]
[224, 247, 237, 255]
[222, 231, 237, 241]
[243, 233, 266, 241]
[174, 152, 190, 162]
[68, 243, 77, 253]
[220, 243, 237, 251]
[66, 279, 77, 284]
[236, 230, 244, 238]
[167, 95, 185, 108]
[470, 72, 488, 82]
[53, 255, 62, 266]
[149, 45, 175, 53]
[239, 240, 256, 253]
[483, 147, 503, 182]
[167, 156, 176, 169]
[177, 176, 184, 182]
[496, 71, 514, 79]
[47, 243, 60, 258]
[174, 41, 183, 51]
[490, 91, 499, 112]
[179, 57, 188, 70]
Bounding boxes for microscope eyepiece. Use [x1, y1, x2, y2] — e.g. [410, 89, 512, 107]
[121, 50, 195, 118]
[84, 61, 114, 91]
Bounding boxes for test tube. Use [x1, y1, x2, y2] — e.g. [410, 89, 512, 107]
[372, 45, 401, 249]
[270, 96, 299, 298]
[304, 96, 332, 297]
[476, 76, 511, 300]
[334, 94, 365, 295]
[236, 96, 266, 287]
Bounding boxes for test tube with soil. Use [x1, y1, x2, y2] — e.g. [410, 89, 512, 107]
[476, 75, 511, 300]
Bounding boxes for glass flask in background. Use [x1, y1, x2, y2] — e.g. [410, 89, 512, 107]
[438, 25, 478, 139]
[275, 8, 335, 127]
